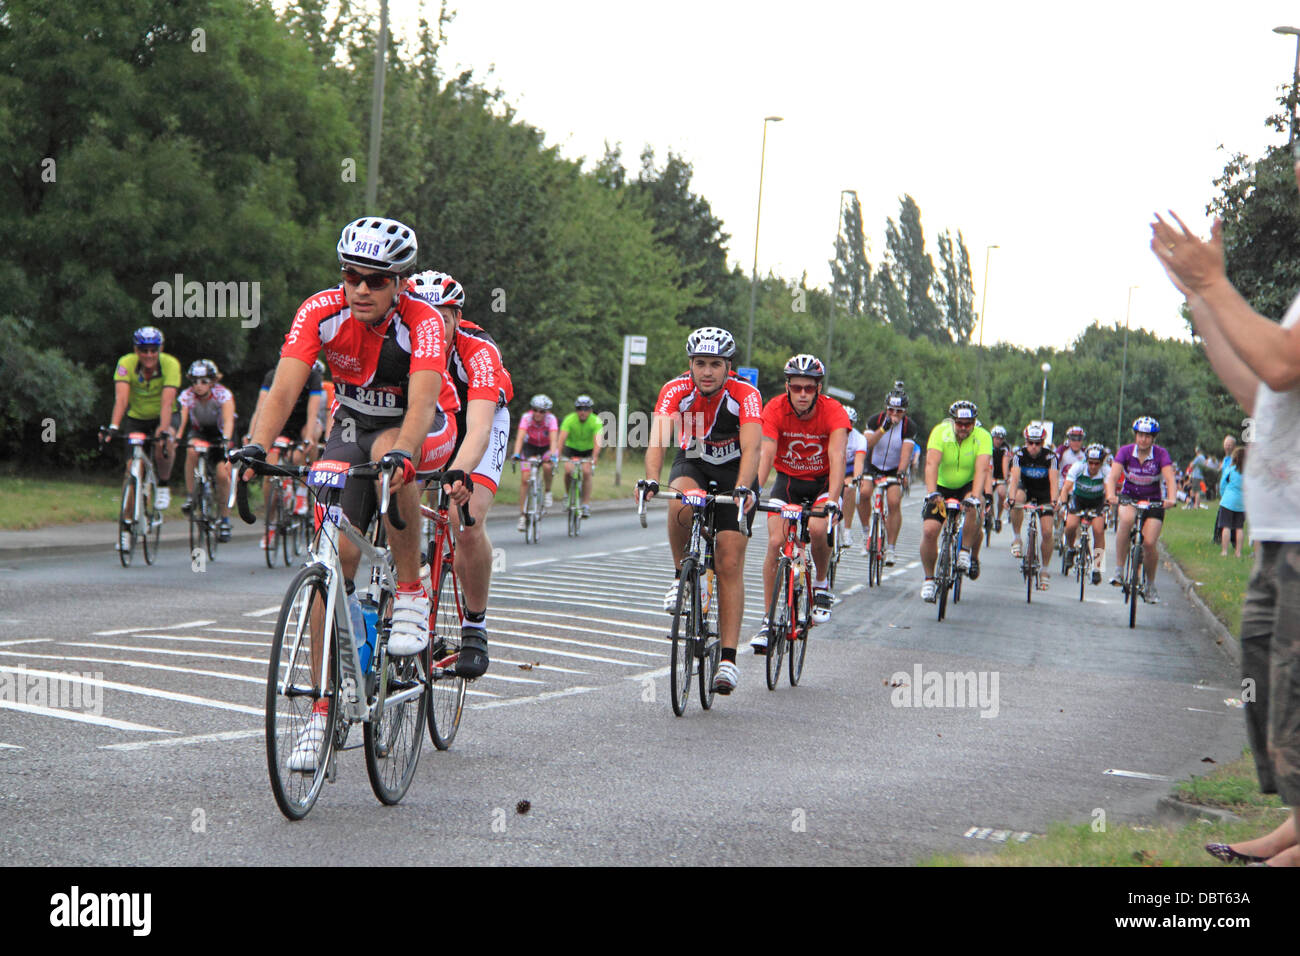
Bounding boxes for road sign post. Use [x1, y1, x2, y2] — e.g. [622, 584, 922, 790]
[616, 336, 648, 486]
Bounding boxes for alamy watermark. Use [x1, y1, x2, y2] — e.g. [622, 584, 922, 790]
[151, 273, 260, 328]
[0, 666, 102, 715]
[889, 664, 1000, 718]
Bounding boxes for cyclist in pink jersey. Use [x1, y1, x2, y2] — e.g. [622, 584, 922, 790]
[512, 394, 559, 530]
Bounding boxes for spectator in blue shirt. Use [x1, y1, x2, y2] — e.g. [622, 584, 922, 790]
[1216, 445, 1246, 558]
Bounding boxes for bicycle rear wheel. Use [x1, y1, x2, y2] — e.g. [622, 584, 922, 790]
[118, 473, 136, 567]
[789, 567, 810, 686]
[141, 476, 160, 565]
[365, 591, 427, 805]
[669, 558, 697, 715]
[426, 561, 467, 749]
[1128, 542, 1142, 629]
[266, 564, 337, 820]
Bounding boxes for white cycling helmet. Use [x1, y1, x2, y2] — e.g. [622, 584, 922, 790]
[685, 327, 736, 359]
[1023, 423, 1047, 443]
[409, 269, 465, 308]
[530, 394, 553, 412]
[1132, 415, 1160, 435]
[337, 217, 418, 274]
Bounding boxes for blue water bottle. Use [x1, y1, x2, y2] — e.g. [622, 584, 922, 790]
[347, 591, 376, 673]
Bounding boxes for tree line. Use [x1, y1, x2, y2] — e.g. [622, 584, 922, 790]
[0, 0, 1263, 471]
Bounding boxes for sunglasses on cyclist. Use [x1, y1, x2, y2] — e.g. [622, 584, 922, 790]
[341, 268, 397, 290]
[1025, 440, 1043, 446]
[136, 346, 160, 354]
[787, 383, 819, 395]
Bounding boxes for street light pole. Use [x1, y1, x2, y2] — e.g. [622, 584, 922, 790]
[1115, 284, 1138, 451]
[826, 188, 857, 385]
[364, 0, 390, 209]
[745, 116, 784, 368]
[1039, 362, 1051, 423]
[974, 243, 999, 402]
[1273, 26, 1300, 146]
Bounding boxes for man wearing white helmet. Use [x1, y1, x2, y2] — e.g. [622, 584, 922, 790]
[1007, 422, 1060, 588]
[233, 216, 459, 772]
[641, 327, 761, 696]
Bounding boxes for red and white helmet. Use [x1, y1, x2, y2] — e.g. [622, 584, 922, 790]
[409, 270, 465, 308]
[1023, 423, 1047, 443]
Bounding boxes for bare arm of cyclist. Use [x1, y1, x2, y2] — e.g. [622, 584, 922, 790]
[1161, 463, 1178, 510]
[1048, 464, 1059, 504]
[972, 453, 991, 503]
[220, 395, 236, 443]
[109, 380, 130, 432]
[250, 357, 311, 463]
[826, 427, 847, 503]
[756, 435, 777, 492]
[924, 446, 941, 495]
[302, 392, 322, 444]
[388, 367, 441, 491]
[641, 412, 675, 497]
[1006, 459, 1020, 502]
[736, 420, 762, 508]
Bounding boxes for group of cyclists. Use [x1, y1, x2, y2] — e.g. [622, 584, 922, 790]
[103, 215, 1185, 744]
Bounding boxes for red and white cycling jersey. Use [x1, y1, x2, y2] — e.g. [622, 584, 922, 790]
[654, 372, 762, 467]
[281, 285, 459, 425]
[448, 320, 513, 415]
[761, 394, 851, 478]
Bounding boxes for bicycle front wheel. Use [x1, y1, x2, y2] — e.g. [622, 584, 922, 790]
[264, 481, 281, 569]
[426, 561, 467, 749]
[1128, 543, 1142, 629]
[936, 529, 951, 621]
[669, 558, 696, 715]
[118, 473, 136, 568]
[141, 477, 160, 565]
[789, 566, 810, 686]
[365, 592, 427, 805]
[201, 484, 217, 562]
[766, 558, 790, 689]
[266, 564, 336, 820]
[698, 580, 718, 710]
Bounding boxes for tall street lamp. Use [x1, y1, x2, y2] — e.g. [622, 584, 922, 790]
[745, 115, 784, 368]
[1039, 362, 1051, 423]
[825, 188, 858, 385]
[974, 243, 999, 402]
[1274, 26, 1300, 145]
[1115, 284, 1138, 451]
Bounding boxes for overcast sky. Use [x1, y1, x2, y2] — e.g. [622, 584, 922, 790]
[396, 0, 1300, 348]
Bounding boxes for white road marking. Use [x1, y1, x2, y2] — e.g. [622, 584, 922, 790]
[0, 662, 261, 714]
[841, 585, 864, 596]
[488, 628, 662, 658]
[0, 649, 263, 685]
[490, 613, 667, 644]
[0, 699, 173, 733]
[0, 639, 48, 647]
[95, 619, 215, 636]
[471, 686, 597, 709]
[905, 561, 920, 569]
[101, 729, 263, 751]
[115, 634, 270, 649]
[1186, 707, 1228, 715]
[208, 628, 276, 637]
[628, 666, 670, 680]
[60, 642, 265, 667]
[484, 640, 643, 667]
[243, 606, 280, 617]
[1103, 769, 1172, 781]
[0, 743, 24, 750]
[512, 556, 563, 568]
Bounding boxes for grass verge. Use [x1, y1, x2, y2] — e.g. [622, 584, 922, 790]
[924, 751, 1289, 866]
[1159, 505, 1251, 637]
[491, 450, 646, 508]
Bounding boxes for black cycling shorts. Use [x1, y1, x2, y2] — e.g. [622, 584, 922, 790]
[668, 450, 755, 535]
[1068, 496, 1106, 516]
[1120, 497, 1165, 523]
[1017, 486, 1053, 507]
[767, 472, 830, 508]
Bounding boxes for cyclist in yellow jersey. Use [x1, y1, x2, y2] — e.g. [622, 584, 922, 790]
[919, 400, 991, 602]
[558, 395, 603, 517]
[102, 326, 181, 516]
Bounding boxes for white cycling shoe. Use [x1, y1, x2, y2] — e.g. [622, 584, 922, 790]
[713, 660, 739, 694]
[811, 588, 833, 624]
[956, 549, 971, 573]
[750, 621, 770, 655]
[663, 579, 679, 614]
[920, 579, 937, 603]
[841, 528, 854, 548]
[387, 590, 430, 656]
[288, 711, 327, 772]
[155, 486, 171, 510]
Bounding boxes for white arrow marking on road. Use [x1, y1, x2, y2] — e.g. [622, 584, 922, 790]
[471, 686, 597, 709]
[0, 662, 260, 716]
[101, 729, 263, 751]
[0, 699, 172, 733]
[1103, 769, 1173, 781]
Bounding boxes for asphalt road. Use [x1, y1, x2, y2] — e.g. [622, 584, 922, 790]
[0, 496, 1245, 864]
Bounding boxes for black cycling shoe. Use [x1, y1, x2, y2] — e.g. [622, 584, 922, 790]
[217, 518, 232, 542]
[455, 628, 489, 679]
[967, 556, 980, 581]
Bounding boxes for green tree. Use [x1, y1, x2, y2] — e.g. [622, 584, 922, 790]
[883, 195, 942, 343]
[936, 229, 976, 343]
[830, 192, 873, 319]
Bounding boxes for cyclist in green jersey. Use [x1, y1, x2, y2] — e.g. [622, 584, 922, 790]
[558, 395, 603, 517]
[919, 400, 992, 602]
[1061, 443, 1109, 584]
[102, 326, 181, 513]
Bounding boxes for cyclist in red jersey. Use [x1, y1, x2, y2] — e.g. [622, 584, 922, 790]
[642, 327, 760, 696]
[409, 270, 514, 678]
[234, 218, 457, 670]
[752, 354, 848, 651]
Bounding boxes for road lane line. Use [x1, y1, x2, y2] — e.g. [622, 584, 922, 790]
[60, 642, 265, 667]
[489, 615, 668, 646]
[489, 628, 661, 658]
[0, 699, 173, 733]
[0, 639, 49, 647]
[95, 619, 215, 636]
[492, 610, 666, 634]
[0, 742, 25, 749]
[101, 729, 263, 751]
[244, 606, 280, 617]
[484, 640, 643, 667]
[0, 663, 262, 717]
